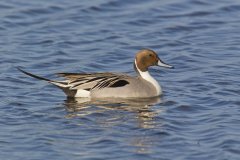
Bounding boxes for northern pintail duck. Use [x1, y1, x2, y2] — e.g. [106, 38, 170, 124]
[18, 49, 173, 98]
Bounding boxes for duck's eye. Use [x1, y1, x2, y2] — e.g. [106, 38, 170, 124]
[149, 54, 153, 57]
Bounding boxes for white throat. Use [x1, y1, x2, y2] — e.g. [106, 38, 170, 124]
[135, 60, 161, 95]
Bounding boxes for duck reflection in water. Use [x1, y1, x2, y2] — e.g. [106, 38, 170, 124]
[63, 97, 164, 154]
[64, 96, 163, 129]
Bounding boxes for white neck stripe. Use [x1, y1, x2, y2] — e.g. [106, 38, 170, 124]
[134, 60, 161, 95]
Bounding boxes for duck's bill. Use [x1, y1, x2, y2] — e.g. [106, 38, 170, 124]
[157, 60, 174, 69]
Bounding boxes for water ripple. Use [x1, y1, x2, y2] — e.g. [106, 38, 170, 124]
[1, 0, 240, 160]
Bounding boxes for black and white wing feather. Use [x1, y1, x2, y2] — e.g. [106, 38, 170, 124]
[57, 72, 130, 90]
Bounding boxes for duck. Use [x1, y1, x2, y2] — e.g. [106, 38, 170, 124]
[18, 49, 173, 98]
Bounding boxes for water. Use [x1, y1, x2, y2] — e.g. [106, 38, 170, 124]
[0, 0, 240, 159]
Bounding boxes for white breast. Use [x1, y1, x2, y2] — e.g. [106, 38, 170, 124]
[135, 60, 162, 95]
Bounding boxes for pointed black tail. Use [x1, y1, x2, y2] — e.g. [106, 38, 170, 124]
[17, 67, 69, 88]
[17, 67, 52, 82]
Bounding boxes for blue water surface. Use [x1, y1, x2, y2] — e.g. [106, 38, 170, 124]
[0, 0, 240, 160]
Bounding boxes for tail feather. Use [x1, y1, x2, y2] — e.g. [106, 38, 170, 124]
[17, 67, 52, 82]
[17, 67, 68, 87]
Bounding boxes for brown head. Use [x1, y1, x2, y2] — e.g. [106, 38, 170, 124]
[134, 49, 173, 72]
